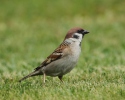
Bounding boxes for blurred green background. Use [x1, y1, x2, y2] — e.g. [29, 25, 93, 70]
[0, 0, 125, 100]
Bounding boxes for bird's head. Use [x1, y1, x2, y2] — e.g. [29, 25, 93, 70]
[64, 27, 89, 42]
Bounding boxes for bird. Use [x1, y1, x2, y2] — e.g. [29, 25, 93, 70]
[19, 27, 89, 83]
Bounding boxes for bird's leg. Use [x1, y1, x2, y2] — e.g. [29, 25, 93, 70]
[43, 73, 46, 84]
[58, 76, 63, 82]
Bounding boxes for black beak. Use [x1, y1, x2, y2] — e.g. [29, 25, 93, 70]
[83, 30, 89, 34]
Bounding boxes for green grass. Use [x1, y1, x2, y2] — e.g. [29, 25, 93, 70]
[0, 0, 125, 100]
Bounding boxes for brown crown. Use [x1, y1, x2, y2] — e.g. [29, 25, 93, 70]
[64, 27, 84, 40]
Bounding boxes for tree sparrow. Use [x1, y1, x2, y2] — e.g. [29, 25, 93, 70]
[19, 27, 89, 83]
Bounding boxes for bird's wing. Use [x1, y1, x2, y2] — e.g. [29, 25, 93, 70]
[34, 40, 71, 71]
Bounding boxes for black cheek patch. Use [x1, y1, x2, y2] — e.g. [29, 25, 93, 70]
[73, 35, 79, 39]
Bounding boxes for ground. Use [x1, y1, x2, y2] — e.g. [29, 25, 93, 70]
[0, 0, 125, 100]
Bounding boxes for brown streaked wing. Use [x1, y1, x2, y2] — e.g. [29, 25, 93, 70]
[34, 41, 70, 71]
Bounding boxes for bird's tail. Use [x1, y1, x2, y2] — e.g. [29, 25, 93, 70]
[19, 70, 41, 82]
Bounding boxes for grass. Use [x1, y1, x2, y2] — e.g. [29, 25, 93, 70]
[0, 0, 125, 100]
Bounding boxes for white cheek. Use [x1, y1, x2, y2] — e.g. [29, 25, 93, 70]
[74, 33, 83, 42]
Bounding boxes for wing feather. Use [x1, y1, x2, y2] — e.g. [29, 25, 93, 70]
[34, 41, 71, 71]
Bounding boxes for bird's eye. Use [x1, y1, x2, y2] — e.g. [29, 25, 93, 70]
[77, 30, 83, 33]
[73, 35, 79, 39]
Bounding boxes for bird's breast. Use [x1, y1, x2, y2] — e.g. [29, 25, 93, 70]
[70, 42, 81, 61]
[43, 42, 81, 77]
